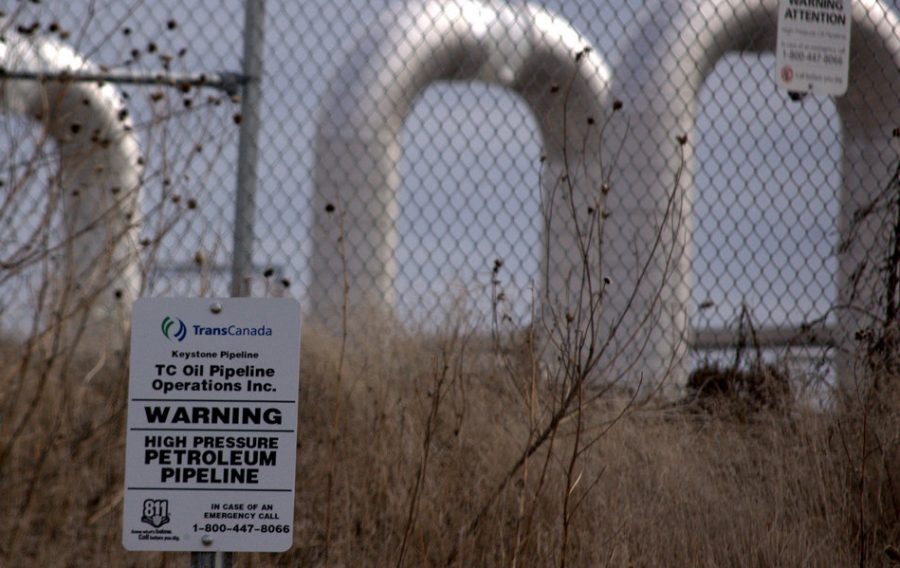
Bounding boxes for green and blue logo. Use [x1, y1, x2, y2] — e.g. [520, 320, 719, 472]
[161, 316, 188, 342]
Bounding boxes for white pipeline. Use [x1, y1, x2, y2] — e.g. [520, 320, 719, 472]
[310, 0, 630, 381]
[609, 0, 900, 389]
[1, 28, 142, 345]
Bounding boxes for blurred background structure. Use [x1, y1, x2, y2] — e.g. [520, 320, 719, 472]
[1, 0, 899, 394]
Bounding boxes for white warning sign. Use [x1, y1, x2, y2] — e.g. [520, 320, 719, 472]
[122, 298, 301, 552]
[776, 0, 852, 96]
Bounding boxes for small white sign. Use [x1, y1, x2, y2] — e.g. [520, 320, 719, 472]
[122, 298, 301, 552]
[775, 0, 852, 96]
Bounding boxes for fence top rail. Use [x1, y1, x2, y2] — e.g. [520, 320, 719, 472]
[0, 67, 246, 95]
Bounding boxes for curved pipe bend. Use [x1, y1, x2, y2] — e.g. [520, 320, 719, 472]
[1, 28, 142, 344]
[609, 0, 900, 390]
[310, 0, 611, 339]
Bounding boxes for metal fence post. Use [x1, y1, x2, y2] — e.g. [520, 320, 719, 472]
[230, 0, 267, 298]
[196, 1, 266, 565]
[190, 551, 233, 568]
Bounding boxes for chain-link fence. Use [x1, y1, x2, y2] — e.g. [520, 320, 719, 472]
[2, 0, 899, 390]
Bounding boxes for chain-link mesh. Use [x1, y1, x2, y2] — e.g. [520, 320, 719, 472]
[2, 0, 899, 388]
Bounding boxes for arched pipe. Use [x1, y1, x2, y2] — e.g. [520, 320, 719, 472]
[609, 0, 900, 390]
[1, 28, 142, 346]
[310, 0, 619, 373]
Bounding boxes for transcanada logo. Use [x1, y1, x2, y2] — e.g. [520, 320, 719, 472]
[192, 324, 273, 337]
[161, 316, 188, 342]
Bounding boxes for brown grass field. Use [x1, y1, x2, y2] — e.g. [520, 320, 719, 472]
[0, 313, 898, 568]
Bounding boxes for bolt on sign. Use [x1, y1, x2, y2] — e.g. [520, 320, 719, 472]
[122, 298, 301, 552]
[776, 0, 852, 96]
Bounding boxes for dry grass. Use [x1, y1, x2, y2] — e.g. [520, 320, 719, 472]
[1, 314, 897, 568]
[2, 8, 899, 567]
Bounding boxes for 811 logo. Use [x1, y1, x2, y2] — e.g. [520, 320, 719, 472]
[141, 499, 171, 528]
[161, 316, 187, 342]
